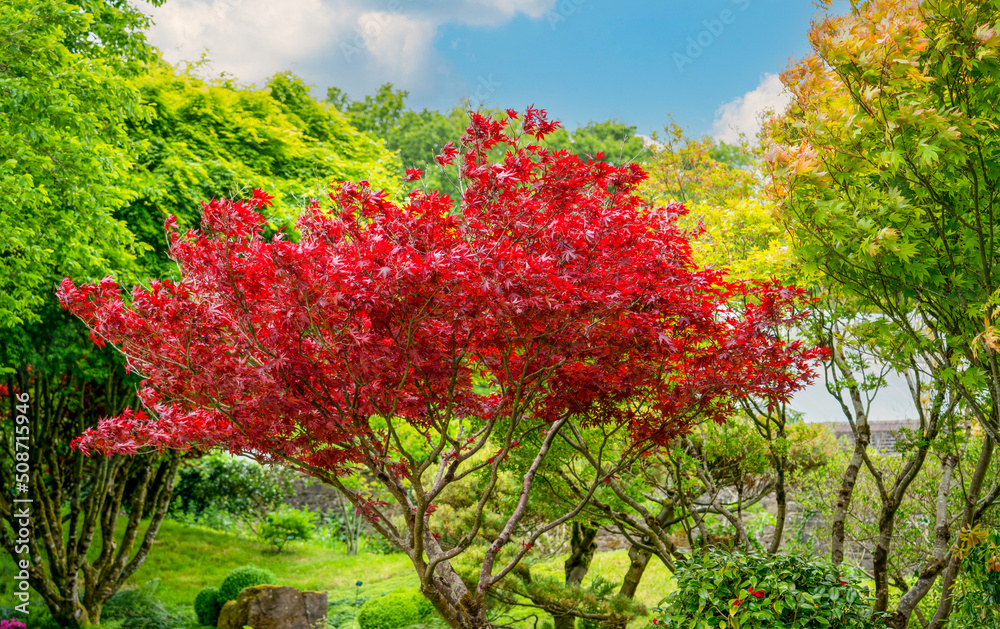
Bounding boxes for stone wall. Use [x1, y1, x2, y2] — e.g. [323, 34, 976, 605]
[822, 420, 922, 453]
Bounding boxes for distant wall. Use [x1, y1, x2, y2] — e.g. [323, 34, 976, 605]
[819, 420, 922, 453]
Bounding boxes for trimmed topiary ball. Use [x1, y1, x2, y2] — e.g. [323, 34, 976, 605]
[357, 590, 433, 629]
[218, 565, 277, 602]
[194, 586, 224, 626]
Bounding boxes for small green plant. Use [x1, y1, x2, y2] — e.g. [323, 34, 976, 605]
[194, 585, 224, 626]
[651, 549, 882, 629]
[101, 579, 175, 629]
[219, 565, 277, 602]
[357, 590, 433, 629]
[257, 507, 318, 552]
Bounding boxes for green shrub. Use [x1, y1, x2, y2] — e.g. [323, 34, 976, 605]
[950, 528, 1000, 628]
[651, 549, 882, 629]
[193, 585, 224, 626]
[218, 565, 277, 602]
[102, 580, 175, 629]
[169, 453, 295, 532]
[357, 590, 433, 629]
[257, 507, 318, 552]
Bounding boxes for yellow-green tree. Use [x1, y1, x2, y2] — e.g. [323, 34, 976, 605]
[123, 67, 401, 271]
[639, 123, 789, 281]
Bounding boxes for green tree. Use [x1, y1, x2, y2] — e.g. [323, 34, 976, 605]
[328, 84, 469, 200]
[0, 2, 179, 625]
[0, 306, 181, 627]
[124, 67, 400, 269]
[541, 120, 647, 167]
[0, 4, 402, 626]
[328, 83, 647, 203]
[765, 0, 1000, 625]
[638, 123, 787, 280]
[0, 0, 154, 326]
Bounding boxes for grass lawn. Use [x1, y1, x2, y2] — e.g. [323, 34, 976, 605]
[122, 520, 674, 626]
[126, 519, 418, 606]
[1, 519, 674, 627]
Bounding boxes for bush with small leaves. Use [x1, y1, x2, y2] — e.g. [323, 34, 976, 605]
[357, 590, 433, 629]
[218, 565, 277, 602]
[102, 580, 175, 629]
[257, 507, 318, 552]
[194, 585, 224, 626]
[651, 549, 882, 629]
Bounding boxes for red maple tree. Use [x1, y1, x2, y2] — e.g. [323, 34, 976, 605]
[60, 108, 820, 629]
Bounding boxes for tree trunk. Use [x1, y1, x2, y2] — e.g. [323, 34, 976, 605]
[417, 560, 491, 629]
[831, 419, 870, 567]
[0, 361, 181, 629]
[564, 522, 599, 586]
[872, 500, 897, 613]
[887, 454, 956, 628]
[51, 602, 95, 629]
[618, 543, 652, 599]
[553, 523, 599, 629]
[928, 438, 995, 629]
[768, 464, 786, 554]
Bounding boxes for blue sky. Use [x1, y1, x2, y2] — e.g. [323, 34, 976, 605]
[144, 0, 849, 142]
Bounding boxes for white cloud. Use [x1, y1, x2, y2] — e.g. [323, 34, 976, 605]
[711, 73, 791, 145]
[354, 12, 437, 85]
[142, 0, 557, 99]
[146, 0, 341, 82]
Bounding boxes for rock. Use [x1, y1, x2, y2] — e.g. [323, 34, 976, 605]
[217, 585, 327, 629]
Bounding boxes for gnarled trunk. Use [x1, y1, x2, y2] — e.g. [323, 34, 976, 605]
[0, 361, 181, 629]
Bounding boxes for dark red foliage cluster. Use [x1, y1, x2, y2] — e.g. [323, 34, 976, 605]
[59, 108, 820, 474]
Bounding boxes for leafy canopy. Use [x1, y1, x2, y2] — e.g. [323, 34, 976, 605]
[0, 0, 159, 326]
[764, 0, 1000, 445]
[59, 107, 819, 625]
[61, 107, 817, 464]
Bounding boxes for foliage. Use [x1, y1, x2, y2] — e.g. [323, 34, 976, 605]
[949, 528, 1000, 628]
[102, 580, 177, 629]
[193, 586, 223, 627]
[652, 549, 881, 629]
[61, 108, 820, 628]
[218, 566, 277, 602]
[123, 67, 401, 272]
[257, 508, 318, 552]
[0, 0, 156, 326]
[169, 452, 295, 531]
[765, 0, 1000, 447]
[330, 83, 646, 204]
[765, 2, 1000, 622]
[494, 570, 646, 629]
[357, 590, 434, 629]
[639, 122, 787, 281]
[540, 120, 647, 166]
[0, 604, 61, 629]
[328, 83, 467, 199]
